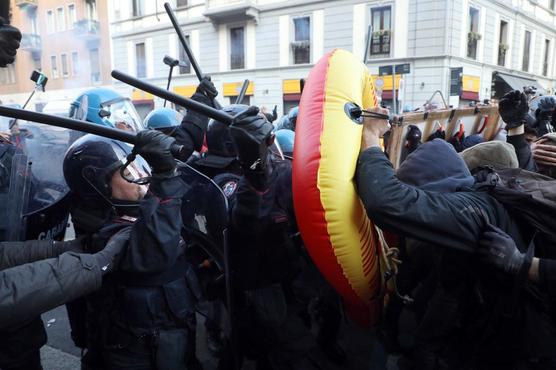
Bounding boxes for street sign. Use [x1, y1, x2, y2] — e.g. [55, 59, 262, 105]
[379, 66, 393, 76]
[379, 64, 411, 76]
[395, 63, 410, 75]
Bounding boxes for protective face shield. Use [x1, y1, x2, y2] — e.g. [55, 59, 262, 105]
[102, 98, 144, 133]
[274, 129, 294, 158]
[63, 134, 151, 209]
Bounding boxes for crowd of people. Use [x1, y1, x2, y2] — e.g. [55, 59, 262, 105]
[3, 8, 556, 370]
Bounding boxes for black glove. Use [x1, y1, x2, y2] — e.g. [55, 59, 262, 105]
[536, 96, 556, 121]
[133, 130, 177, 175]
[498, 90, 529, 129]
[405, 125, 422, 154]
[478, 223, 532, 276]
[93, 227, 131, 274]
[230, 106, 274, 189]
[0, 19, 22, 68]
[196, 76, 218, 103]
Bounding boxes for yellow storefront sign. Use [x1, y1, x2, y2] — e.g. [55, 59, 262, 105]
[172, 85, 197, 98]
[223, 81, 254, 96]
[462, 75, 480, 92]
[131, 89, 154, 101]
[371, 75, 401, 90]
[283, 79, 303, 94]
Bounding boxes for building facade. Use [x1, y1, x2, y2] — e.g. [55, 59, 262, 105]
[0, 0, 111, 110]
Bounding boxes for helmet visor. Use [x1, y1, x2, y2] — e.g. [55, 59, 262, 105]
[102, 99, 144, 132]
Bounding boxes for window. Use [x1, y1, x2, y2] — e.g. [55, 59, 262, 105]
[72, 52, 79, 75]
[230, 27, 245, 70]
[47, 10, 55, 33]
[498, 20, 508, 66]
[370, 6, 391, 57]
[551, 0, 555, 11]
[0, 64, 16, 85]
[292, 17, 311, 64]
[87, 0, 98, 20]
[178, 36, 191, 74]
[30, 10, 38, 34]
[61, 54, 69, 77]
[543, 39, 550, 76]
[467, 7, 480, 59]
[229, 96, 250, 105]
[51, 55, 59, 78]
[68, 4, 76, 29]
[135, 42, 146, 78]
[523, 30, 531, 71]
[90, 48, 101, 84]
[132, 0, 144, 17]
[56, 7, 65, 32]
[176, 0, 188, 7]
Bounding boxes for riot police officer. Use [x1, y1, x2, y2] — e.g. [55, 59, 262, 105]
[63, 131, 202, 370]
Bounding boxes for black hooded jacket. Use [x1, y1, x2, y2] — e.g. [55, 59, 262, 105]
[356, 140, 526, 252]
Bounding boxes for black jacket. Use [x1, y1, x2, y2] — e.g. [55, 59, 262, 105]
[356, 144, 525, 253]
[507, 133, 537, 172]
[0, 240, 101, 328]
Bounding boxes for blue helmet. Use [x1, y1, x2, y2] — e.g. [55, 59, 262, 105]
[63, 134, 150, 208]
[275, 106, 298, 131]
[274, 129, 295, 156]
[69, 88, 144, 132]
[144, 107, 183, 136]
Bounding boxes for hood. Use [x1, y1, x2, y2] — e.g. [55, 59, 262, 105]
[396, 139, 474, 192]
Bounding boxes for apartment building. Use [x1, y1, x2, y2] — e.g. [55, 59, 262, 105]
[0, 0, 111, 110]
[108, 0, 556, 114]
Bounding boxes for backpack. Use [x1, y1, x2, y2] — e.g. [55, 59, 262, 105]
[473, 166, 556, 246]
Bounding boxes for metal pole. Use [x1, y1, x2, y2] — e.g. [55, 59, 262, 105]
[363, 25, 372, 64]
[164, 65, 174, 108]
[392, 65, 397, 115]
[234, 79, 249, 104]
[112, 70, 233, 124]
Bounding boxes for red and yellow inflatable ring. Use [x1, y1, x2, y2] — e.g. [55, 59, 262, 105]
[293, 49, 382, 326]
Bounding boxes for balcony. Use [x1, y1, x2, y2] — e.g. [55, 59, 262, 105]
[73, 19, 100, 41]
[21, 34, 41, 52]
[204, 0, 260, 24]
[15, 0, 38, 9]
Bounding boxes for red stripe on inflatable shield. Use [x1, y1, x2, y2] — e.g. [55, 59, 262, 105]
[293, 50, 372, 326]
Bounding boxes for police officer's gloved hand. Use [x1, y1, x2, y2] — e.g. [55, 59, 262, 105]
[53, 235, 87, 254]
[230, 106, 274, 191]
[133, 130, 177, 176]
[478, 223, 532, 276]
[499, 90, 529, 129]
[193, 76, 218, 107]
[536, 96, 556, 136]
[0, 18, 22, 68]
[93, 227, 130, 275]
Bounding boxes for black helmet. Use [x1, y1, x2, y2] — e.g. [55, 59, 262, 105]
[63, 134, 150, 208]
[206, 104, 248, 158]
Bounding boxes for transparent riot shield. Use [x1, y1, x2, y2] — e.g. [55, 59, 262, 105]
[179, 163, 229, 294]
[1, 121, 73, 242]
[178, 163, 236, 356]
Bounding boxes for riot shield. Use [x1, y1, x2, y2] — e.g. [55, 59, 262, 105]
[1, 121, 73, 241]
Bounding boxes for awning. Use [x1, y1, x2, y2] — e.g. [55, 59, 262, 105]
[493, 72, 547, 95]
[223, 81, 254, 97]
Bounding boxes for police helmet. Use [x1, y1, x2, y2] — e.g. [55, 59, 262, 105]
[69, 88, 145, 132]
[274, 129, 295, 156]
[206, 104, 248, 158]
[63, 134, 150, 207]
[144, 107, 183, 136]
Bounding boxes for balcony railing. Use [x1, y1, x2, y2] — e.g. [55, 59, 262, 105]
[21, 34, 41, 52]
[73, 19, 100, 39]
[15, 0, 38, 8]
